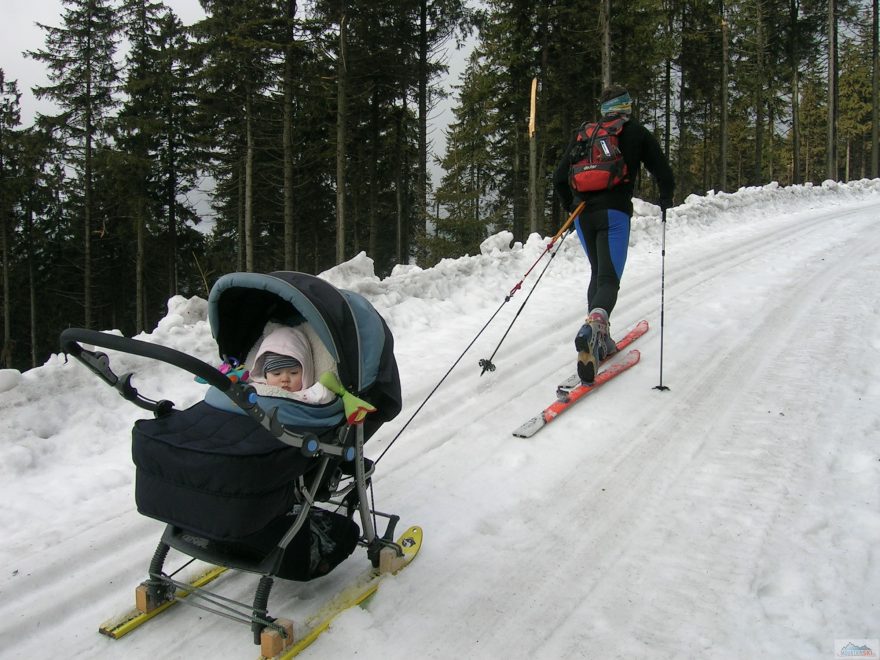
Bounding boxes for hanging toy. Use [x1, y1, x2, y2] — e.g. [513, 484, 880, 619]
[195, 357, 250, 384]
[318, 372, 376, 425]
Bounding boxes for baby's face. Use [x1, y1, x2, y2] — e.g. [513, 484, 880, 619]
[265, 366, 304, 392]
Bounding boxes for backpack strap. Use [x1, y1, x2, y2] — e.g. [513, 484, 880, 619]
[573, 121, 604, 164]
[585, 121, 603, 160]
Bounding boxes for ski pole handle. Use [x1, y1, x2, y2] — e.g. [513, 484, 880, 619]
[549, 201, 585, 247]
[503, 201, 586, 300]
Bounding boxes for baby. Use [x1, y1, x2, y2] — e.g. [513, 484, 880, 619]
[262, 353, 304, 392]
[250, 326, 334, 404]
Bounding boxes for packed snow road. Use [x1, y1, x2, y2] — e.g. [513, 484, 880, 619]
[0, 183, 877, 659]
[364, 196, 880, 659]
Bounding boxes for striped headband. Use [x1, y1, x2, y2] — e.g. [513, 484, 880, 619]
[601, 92, 632, 117]
[262, 352, 302, 376]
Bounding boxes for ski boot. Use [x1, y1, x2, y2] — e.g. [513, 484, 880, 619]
[574, 308, 610, 384]
[603, 329, 619, 358]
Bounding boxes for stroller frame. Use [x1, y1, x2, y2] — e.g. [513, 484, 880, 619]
[60, 327, 405, 649]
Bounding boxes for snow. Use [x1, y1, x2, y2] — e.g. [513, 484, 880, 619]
[0, 370, 21, 394]
[1, 179, 879, 659]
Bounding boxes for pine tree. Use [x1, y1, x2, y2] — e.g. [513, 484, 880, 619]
[4, 123, 64, 370]
[28, 0, 121, 329]
[0, 71, 22, 368]
[152, 10, 204, 298]
[191, 0, 279, 273]
[280, 0, 299, 270]
[432, 54, 496, 261]
[838, 27, 873, 178]
[116, 0, 166, 331]
[873, 0, 879, 177]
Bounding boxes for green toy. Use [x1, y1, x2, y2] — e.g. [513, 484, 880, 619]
[318, 372, 377, 424]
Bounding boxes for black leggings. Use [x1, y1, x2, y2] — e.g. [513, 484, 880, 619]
[574, 208, 631, 314]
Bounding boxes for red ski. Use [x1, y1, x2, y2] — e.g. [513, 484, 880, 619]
[555, 319, 648, 398]
[512, 349, 641, 438]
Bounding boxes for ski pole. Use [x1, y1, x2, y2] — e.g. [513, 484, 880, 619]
[376, 203, 586, 464]
[501, 201, 584, 301]
[479, 228, 573, 374]
[477, 201, 584, 373]
[653, 207, 670, 391]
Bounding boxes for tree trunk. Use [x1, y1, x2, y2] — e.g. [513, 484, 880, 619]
[0, 120, 9, 367]
[163, 46, 179, 299]
[665, 57, 671, 159]
[703, 99, 714, 190]
[827, 0, 837, 179]
[753, 0, 765, 184]
[417, 0, 428, 247]
[663, 1, 673, 160]
[536, 46, 549, 231]
[166, 152, 178, 298]
[245, 89, 255, 272]
[513, 122, 522, 241]
[721, 18, 729, 191]
[395, 106, 403, 264]
[601, 0, 611, 86]
[872, 0, 878, 177]
[676, 1, 687, 188]
[136, 202, 145, 332]
[84, 99, 93, 329]
[737, 151, 742, 187]
[165, 112, 178, 297]
[790, 0, 801, 184]
[26, 204, 36, 368]
[352, 139, 361, 255]
[702, 101, 710, 191]
[1, 198, 9, 367]
[767, 101, 774, 181]
[368, 85, 379, 262]
[283, 0, 297, 270]
[805, 139, 810, 180]
[336, 11, 348, 265]
[677, 62, 686, 190]
[237, 164, 245, 272]
[395, 93, 409, 264]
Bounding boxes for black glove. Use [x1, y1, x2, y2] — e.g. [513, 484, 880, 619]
[659, 196, 673, 212]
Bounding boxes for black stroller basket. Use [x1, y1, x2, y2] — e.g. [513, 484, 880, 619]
[59, 271, 404, 647]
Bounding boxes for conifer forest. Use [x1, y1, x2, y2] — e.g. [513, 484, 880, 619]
[0, 0, 877, 371]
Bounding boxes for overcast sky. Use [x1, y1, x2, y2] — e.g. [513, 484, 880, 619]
[3, 0, 207, 125]
[2, 1, 469, 188]
[2, 2, 471, 230]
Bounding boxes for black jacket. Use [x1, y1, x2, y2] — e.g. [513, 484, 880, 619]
[552, 116, 675, 216]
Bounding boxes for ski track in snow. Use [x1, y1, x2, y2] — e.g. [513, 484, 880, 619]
[0, 186, 878, 659]
[355, 201, 880, 659]
[525, 209, 880, 659]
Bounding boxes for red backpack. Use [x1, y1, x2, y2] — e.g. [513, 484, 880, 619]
[568, 116, 629, 193]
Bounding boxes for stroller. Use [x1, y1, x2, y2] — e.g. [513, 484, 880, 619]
[60, 271, 410, 655]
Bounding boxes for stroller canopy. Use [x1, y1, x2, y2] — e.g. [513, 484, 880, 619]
[208, 271, 402, 425]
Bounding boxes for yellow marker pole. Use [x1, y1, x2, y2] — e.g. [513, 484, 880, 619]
[528, 77, 538, 233]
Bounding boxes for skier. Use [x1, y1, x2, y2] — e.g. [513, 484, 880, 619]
[552, 84, 675, 383]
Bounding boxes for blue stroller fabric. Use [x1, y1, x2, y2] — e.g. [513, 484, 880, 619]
[206, 271, 402, 438]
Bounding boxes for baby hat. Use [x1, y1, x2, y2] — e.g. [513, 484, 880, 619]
[262, 352, 302, 376]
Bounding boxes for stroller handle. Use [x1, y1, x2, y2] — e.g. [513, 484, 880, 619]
[61, 327, 232, 390]
[60, 328, 232, 416]
[59, 328, 346, 459]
